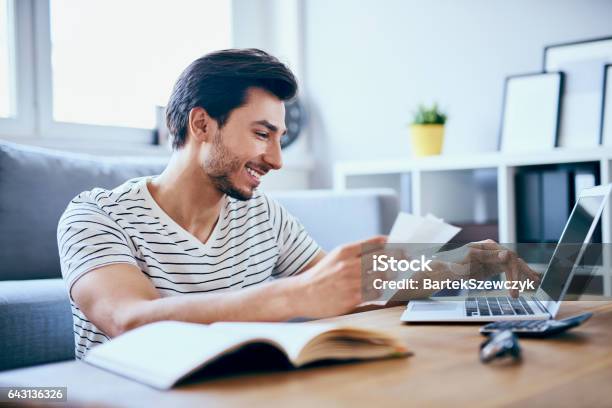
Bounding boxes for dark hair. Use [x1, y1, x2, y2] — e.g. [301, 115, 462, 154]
[166, 48, 298, 149]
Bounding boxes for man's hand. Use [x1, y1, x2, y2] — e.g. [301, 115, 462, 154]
[295, 235, 387, 318]
[431, 239, 541, 298]
[466, 239, 541, 297]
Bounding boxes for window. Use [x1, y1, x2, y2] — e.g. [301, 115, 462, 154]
[49, 0, 232, 130]
[0, 0, 15, 118]
[0, 0, 236, 142]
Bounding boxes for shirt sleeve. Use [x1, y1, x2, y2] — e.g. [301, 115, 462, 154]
[264, 195, 321, 278]
[57, 196, 138, 299]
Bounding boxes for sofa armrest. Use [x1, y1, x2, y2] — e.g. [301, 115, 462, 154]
[0, 279, 74, 371]
[270, 189, 399, 251]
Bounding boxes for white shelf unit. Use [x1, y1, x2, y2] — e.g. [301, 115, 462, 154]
[334, 147, 612, 296]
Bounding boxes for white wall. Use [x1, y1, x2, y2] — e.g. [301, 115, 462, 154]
[232, 0, 313, 190]
[302, 0, 612, 187]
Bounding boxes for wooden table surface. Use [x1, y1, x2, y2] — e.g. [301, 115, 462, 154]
[1, 301, 611, 407]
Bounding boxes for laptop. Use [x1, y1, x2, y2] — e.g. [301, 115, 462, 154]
[401, 183, 612, 323]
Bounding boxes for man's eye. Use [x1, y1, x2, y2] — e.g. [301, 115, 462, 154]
[255, 131, 269, 138]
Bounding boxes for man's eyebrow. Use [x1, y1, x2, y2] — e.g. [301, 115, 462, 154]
[252, 120, 287, 135]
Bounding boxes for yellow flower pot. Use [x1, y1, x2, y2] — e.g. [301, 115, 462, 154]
[410, 124, 444, 157]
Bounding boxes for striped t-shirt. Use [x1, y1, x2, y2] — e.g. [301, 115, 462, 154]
[57, 176, 321, 359]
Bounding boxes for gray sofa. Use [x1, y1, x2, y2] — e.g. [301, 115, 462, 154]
[0, 141, 398, 371]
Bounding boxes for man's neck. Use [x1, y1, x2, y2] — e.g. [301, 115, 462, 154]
[147, 149, 225, 243]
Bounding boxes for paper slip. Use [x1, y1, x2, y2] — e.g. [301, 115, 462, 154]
[387, 212, 461, 244]
[362, 212, 461, 306]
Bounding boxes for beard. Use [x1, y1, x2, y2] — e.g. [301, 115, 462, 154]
[203, 129, 254, 201]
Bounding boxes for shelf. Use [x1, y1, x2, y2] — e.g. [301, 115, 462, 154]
[333, 148, 612, 296]
[334, 146, 612, 177]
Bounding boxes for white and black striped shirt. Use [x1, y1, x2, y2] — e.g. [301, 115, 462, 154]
[57, 176, 321, 358]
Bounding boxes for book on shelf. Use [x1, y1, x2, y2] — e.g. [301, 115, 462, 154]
[84, 320, 410, 389]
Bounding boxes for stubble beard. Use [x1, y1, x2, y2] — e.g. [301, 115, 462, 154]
[204, 129, 253, 201]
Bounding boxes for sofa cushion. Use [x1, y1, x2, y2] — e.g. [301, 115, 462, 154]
[270, 189, 398, 251]
[0, 142, 167, 280]
[0, 279, 74, 371]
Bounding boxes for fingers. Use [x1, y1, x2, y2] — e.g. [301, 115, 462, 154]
[508, 256, 519, 298]
[467, 247, 509, 264]
[466, 239, 500, 251]
[496, 252, 539, 297]
[501, 252, 540, 285]
[339, 235, 388, 258]
[466, 246, 539, 297]
[516, 257, 541, 285]
[362, 273, 384, 301]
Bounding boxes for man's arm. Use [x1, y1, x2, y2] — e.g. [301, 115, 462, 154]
[296, 249, 326, 275]
[72, 236, 385, 338]
[72, 263, 306, 338]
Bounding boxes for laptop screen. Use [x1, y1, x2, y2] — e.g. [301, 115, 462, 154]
[538, 194, 604, 302]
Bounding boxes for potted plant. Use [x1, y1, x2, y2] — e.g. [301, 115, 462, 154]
[410, 103, 447, 157]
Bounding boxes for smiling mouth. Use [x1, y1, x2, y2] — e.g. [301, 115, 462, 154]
[245, 165, 266, 183]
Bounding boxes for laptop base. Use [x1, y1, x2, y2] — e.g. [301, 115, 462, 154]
[401, 299, 550, 323]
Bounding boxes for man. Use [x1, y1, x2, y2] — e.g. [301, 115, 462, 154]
[58, 49, 534, 358]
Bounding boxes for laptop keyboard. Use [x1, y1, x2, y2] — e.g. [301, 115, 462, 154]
[465, 296, 534, 317]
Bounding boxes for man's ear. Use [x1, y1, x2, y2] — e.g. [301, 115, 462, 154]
[188, 107, 215, 143]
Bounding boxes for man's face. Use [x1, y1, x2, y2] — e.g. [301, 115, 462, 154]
[201, 87, 286, 201]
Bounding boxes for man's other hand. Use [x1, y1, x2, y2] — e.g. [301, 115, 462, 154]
[295, 235, 387, 318]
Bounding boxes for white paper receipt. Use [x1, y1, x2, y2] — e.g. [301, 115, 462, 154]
[387, 212, 461, 244]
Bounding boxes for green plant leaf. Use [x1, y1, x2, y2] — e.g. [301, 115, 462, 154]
[411, 102, 447, 125]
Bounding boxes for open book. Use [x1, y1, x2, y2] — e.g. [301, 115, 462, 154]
[84, 321, 410, 389]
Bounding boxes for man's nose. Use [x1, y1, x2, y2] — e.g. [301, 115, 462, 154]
[263, 140, 283, 170]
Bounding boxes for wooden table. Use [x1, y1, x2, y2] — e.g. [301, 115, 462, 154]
[1, 301, 611, 407]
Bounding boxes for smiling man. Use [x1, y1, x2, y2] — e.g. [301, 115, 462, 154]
[57, 49, 535, 359]
[57, 49, 385, 358]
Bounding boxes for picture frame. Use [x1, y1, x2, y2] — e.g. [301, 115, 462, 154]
[602, 64, 612, 146]
[543, 36, 612, 148]
[499, 72, 564, 153]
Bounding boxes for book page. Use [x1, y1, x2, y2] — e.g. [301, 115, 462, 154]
[210, 322, 340, 362]
[85, 321, 261, 389]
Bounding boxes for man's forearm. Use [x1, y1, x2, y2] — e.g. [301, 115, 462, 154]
[116, 275, 306, 334]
